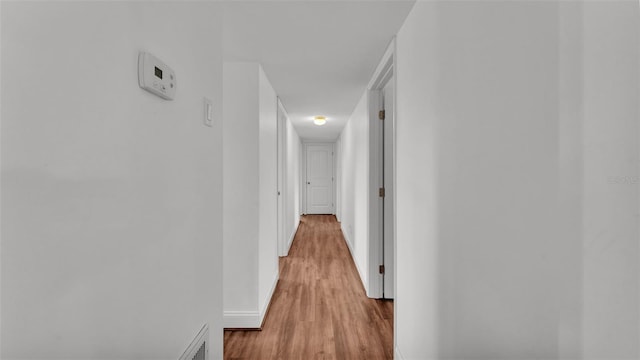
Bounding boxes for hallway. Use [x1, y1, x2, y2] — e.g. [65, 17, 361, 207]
[4, 2, 640, 359]
[224, 215, 393, 359]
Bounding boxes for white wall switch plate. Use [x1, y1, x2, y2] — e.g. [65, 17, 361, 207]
[203, 98, 213, 127]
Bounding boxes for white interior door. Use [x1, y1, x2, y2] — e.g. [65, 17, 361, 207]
[305, 144, 334, 214]
[382, 77, 395, 299]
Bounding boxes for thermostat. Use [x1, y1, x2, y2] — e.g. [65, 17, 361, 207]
[138, 52, 176, 100]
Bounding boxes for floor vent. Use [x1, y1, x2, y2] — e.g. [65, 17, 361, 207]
[192, 341, 206, 360]
[179, 324, 209, 360]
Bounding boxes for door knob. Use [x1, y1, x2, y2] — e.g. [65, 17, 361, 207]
[307, 182, 310, 185]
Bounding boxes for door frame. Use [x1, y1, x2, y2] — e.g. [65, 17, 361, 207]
[367, 39, 396, 300]
[277, 98, 287, 257]
[301, 141, 336, 215]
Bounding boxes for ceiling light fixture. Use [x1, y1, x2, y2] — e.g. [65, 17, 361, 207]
[314, 116, 327, 126]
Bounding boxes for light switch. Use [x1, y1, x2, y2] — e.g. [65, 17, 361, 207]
[203, 98, 213, 127]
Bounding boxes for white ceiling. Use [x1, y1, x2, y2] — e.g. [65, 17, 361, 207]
[223, 1, 415, 141]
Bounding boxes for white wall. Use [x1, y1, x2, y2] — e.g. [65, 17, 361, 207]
[394, 1, 640, 359]
[1, 2, 224, 359]
[581, 2, 639, 357]
[395, 3, 445, 358]
[557, 2, 584, 357]
[222, 63, 279, 328]
[284, 109, 302, 253]
[338, 92, 370, 292]
[223, 63, 260, 314]
[436, 2, 560, 357]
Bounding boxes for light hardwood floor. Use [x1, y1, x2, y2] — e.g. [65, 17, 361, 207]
[224, 215, 394, 360]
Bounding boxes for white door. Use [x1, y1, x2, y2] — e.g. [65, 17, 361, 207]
[305, 144, 334, 214]
[382, 77, 394, 298]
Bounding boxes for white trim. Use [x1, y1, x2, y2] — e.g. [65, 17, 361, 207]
[341, 224, 368, 293]
[223, 310, 261, 329]
[259, 271, 279, 324]
[302, 142, 336, 215]
[391, 37, 399, 351]
[283, 219, 300, 256]
[367, 88, 384, 299]
[277, 98, 288, 257]
[394, 346, 405, 360]
[223, 272, 278, 329]
[367, 37, 396, 300]
[301, 142, 307, 214]
[299, 138, 304, 215]
[368, 38, 396, 90]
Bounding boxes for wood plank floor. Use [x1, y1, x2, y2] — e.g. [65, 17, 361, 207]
[224, 215, 394, 360]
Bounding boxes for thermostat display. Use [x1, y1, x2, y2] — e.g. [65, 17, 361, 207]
[138, 52, 176, 100]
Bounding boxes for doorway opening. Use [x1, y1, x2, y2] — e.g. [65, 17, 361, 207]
[368, 42, 395, 300]
[380, 75, 395, 299]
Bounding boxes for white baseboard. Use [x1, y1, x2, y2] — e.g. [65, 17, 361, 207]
[284, 220, 300, 256]
[394, 346, 404, 360]
[259, 271, 279, 325]
[224, 271, 279, 329]
[340, 224, 368, 293]
[223, 310, 261, 329]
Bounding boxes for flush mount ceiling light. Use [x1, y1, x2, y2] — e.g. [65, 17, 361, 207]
[313, 116, 327, 126]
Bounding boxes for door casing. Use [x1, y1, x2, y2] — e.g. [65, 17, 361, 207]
[302, 142, 336, 215]
[277, 98, 287, 257]
[366, 39, 396, 301]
